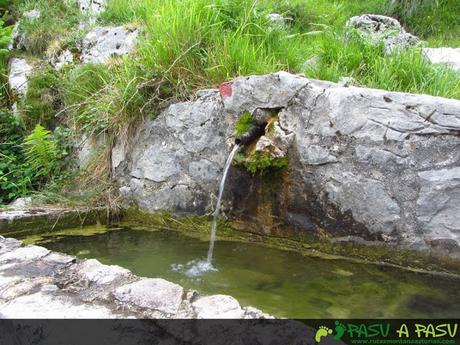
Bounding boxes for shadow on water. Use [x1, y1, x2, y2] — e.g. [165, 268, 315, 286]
[29, 227, 460, 318]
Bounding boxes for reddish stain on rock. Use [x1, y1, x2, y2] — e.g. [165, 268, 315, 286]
[219, 82, 233, 97]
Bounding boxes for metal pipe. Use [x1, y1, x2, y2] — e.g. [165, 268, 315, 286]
[235, 123, 266, 145]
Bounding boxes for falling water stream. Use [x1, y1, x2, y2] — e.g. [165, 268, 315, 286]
[206, 144, 240, 264]
[178, 144, 240, 277]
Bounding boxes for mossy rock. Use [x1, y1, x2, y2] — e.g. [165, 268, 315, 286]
[240, 151, 288, 176]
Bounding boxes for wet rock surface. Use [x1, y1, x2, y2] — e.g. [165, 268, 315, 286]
[114, 71, 460, 257]
[0, 236, 270, 320]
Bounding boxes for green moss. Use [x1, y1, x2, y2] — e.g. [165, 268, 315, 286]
[234, 112, 256, 137]
[1, 208, 109, 238]
[19, 66, 62, 131]
[242, 151, 289, 176]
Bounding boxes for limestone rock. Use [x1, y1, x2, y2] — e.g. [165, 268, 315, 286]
[8, 10, 41, 51]
[8, 58, 32, 97]
[81, 26, 138, 64]
[346, 14, 420, 54]
[79, 0, 106, 16]
[417, 167, 460, 245]
[23, 9, 41, 20]
[0, 245, 49, 263]
[73, 259, 131, 286]
[423, 47, 460, 72]
[75, 134, 106, 169]
[266, 13, 288, 27]
[192, 295, 245, 319]
[9, 197, 32, 209]
[222, 71, 309, 114]
[0, 237, 21, 255]
[113, 71, 460, 256]
[113, 91, 227, 214]
[254, 121, 294, 159]
[50, 49, 74, 70]
[113, 279, 184, 316]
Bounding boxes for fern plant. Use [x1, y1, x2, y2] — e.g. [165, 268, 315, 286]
[22, 124, 59, 179]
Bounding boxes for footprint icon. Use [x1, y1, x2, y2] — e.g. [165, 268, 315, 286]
[334, 321, 346, 340]
[315, 326, 333, 343]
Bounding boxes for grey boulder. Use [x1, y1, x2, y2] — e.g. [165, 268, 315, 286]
[114, 72, 460, 257]
[346, 14, 420, 54]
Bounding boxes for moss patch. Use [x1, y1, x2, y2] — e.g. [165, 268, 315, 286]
[234, 112, 256, 137]
[241, 151, 289, 176]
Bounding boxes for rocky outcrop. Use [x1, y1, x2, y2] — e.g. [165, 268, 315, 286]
[266, 13, 289, 28]
[78, 0, 106, 17]
[0, 236, 271, 319]
[423, 48, 460, 72]
[113, 72, 460, 257]
[48, 25, 139, 69]
[8, 9, 40, 51]
[81, 26, 139, 64]
[49, 49, 74, 70]
[8, 58, 32, 97]
[346, 14, 420, 54]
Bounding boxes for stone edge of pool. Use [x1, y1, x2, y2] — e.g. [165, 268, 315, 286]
[0, 207, 109, 237]
[0, 235, 273, 319]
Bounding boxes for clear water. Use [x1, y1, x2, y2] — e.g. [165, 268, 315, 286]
[207, 143, 240, 264]
[31, 227, 460, 318]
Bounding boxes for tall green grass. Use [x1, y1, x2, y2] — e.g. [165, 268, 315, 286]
[311, 33, 460, 98]
[18, 0, 459, 142]
[98, 0, 460, 101]
[387, 0, 460, 46]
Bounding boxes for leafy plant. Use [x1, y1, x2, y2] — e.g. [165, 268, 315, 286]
[0, 111, 32, 203]
[0, 16, 12, 105]
[22, 124, 60, 179]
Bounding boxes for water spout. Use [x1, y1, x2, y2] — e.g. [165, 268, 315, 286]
[206, 144, 240, 264]
[235, 123, 265, 145]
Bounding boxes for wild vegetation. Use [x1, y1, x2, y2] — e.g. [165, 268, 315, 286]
[0, 0, 459, 206]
